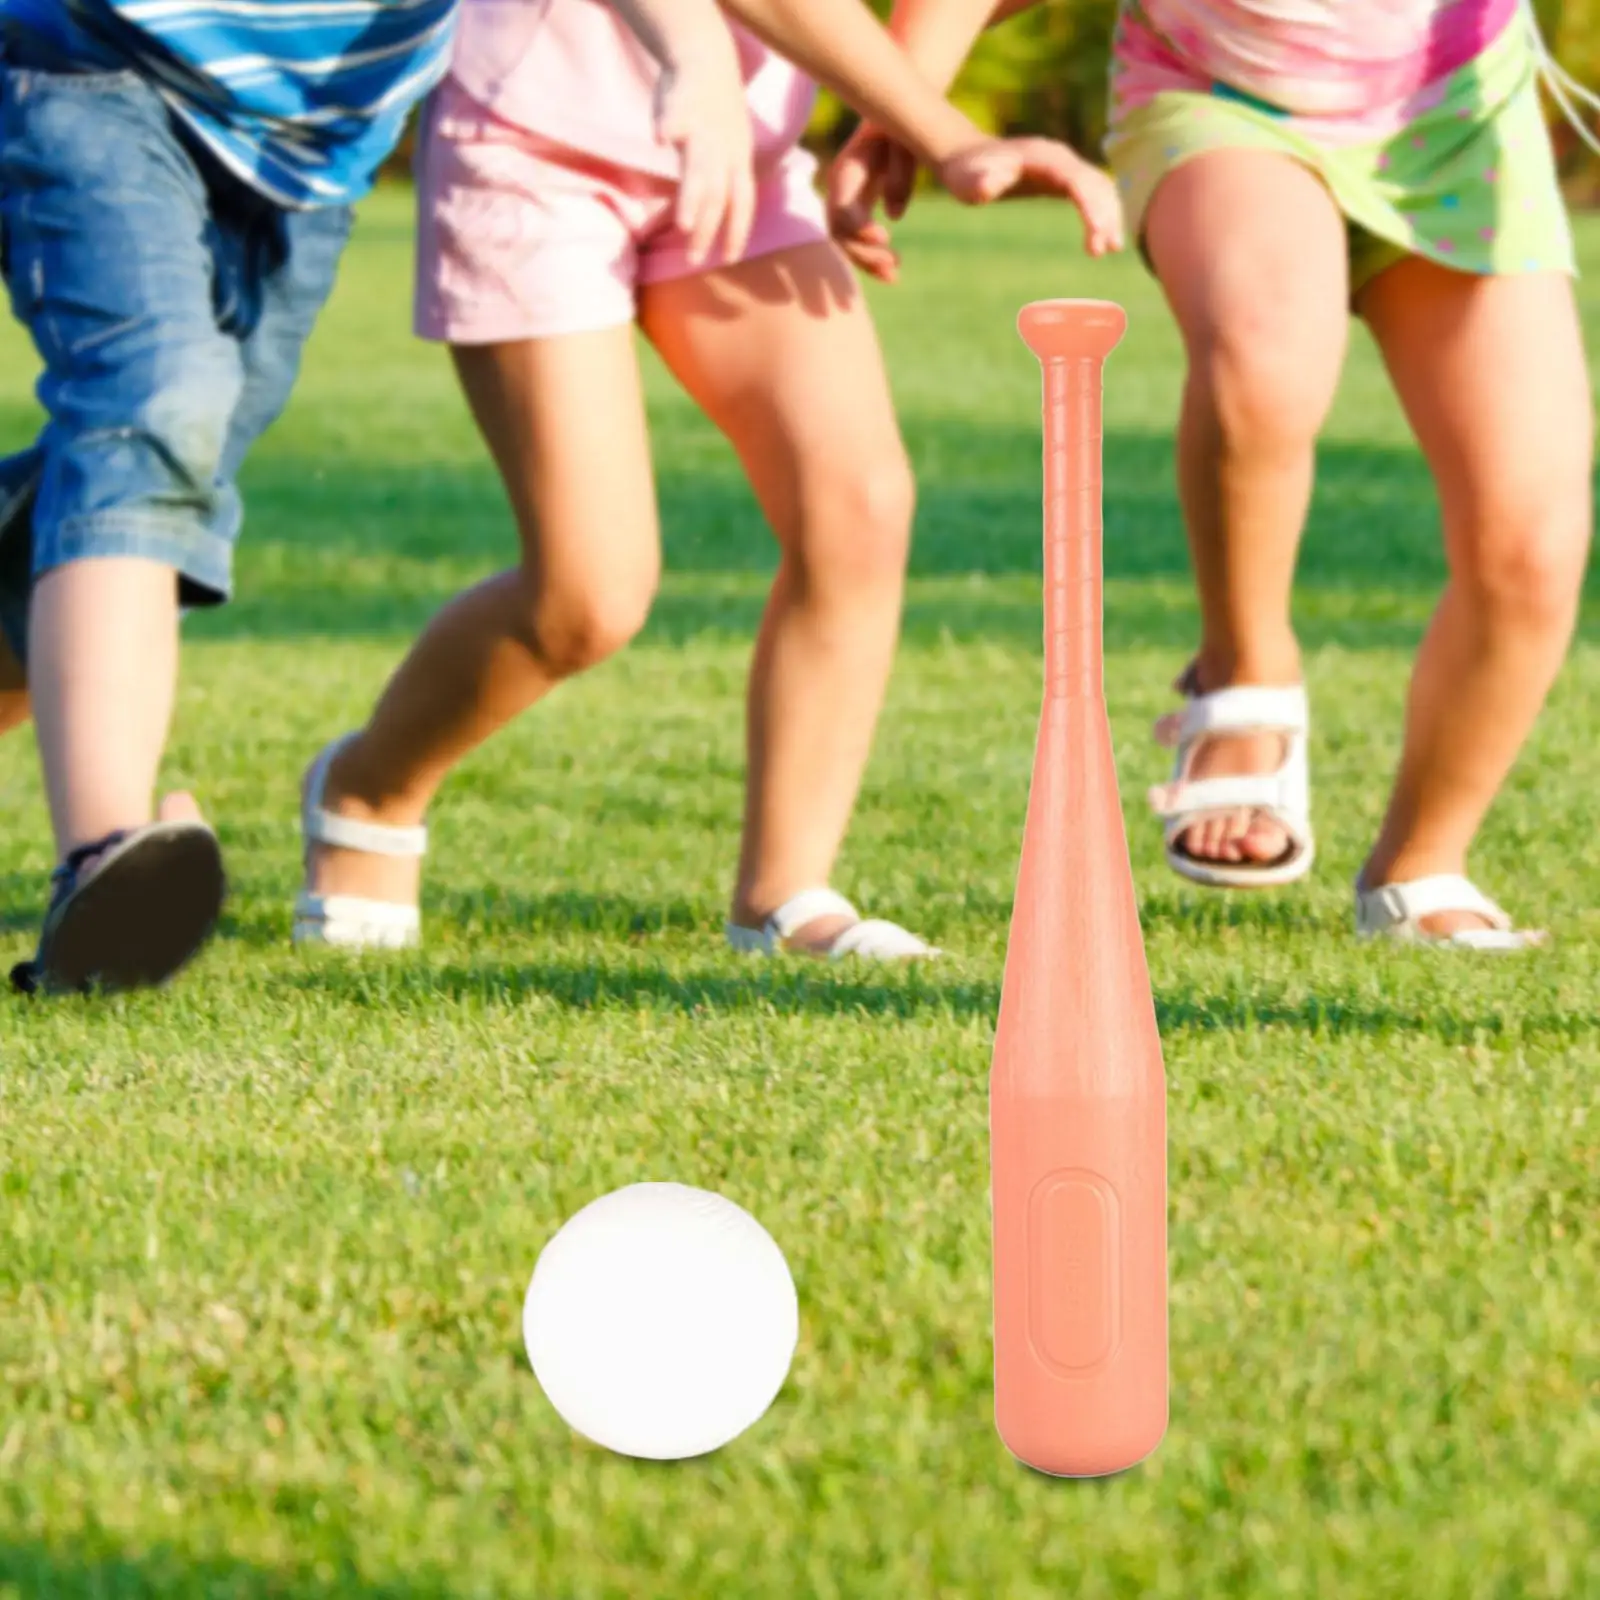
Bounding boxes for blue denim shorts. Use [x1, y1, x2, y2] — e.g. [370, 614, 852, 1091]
[0, 37, 354, 663]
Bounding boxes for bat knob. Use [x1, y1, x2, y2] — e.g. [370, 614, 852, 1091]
[1017, 300, 1127, 363]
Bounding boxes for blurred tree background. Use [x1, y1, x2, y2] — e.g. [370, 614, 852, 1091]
[805, 0, 1600, 199]
[387, 0, 1600, 198]
[807, 0, 1117, 155]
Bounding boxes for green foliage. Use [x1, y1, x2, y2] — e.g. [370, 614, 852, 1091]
[811, 0, 1118, 153]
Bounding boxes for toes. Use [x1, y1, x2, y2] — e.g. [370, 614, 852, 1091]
[1242, 815, 1291, 864]
[1224, 807, 1255, 862]
[1206, 812, 1249, 864]
[1182, 810, 1294, 868]
[1186, 817, 1228, 863]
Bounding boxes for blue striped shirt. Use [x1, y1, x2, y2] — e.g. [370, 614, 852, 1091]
[1, 0, 457, 207]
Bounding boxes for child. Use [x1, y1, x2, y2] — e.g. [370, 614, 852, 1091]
[0, 0, 777, 994]
[831, 0, 1592, 950]
[291, 0, 1122, 959]
[0, 0, 1110, 993]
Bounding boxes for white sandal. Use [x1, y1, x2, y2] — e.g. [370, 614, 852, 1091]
[292, 737, 426, 949]
[1147, 684, 1315, 889]
[1355, 873, 1547, 951]
[725, 887, 939, 961]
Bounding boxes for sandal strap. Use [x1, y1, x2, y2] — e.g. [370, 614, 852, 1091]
[1149, 771, 1300, 821]
[57, 830, 129, 883]
[728, 888, 939, 959]
[1156, 684, 1308, 748]
[310, 810, 427, 857]
[767, 887, 859, 940]
[293, 891, 420, 926]
[1358, 873, 1511, 932]
[304, 739, 426, 859]
[827, 917, 938, 959]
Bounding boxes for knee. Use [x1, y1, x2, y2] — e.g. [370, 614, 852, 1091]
[131, 355, 243, 494]
[1457, 483, 1592, 625]
[1187, 299, 1335, 454]
[523, 579, 656, 677]
[1177, 256, 1337, 454]
[790, 451, 915, 595]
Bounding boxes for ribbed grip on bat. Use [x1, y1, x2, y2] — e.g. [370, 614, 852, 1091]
[1018, 300, 1123, 704]
[1040, 359, 1106, 701]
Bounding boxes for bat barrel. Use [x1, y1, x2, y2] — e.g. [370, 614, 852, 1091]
[990, 1094, 1168, 1478]
[1017, 301, 1125, 700]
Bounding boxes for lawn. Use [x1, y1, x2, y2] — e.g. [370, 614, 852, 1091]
[0, 189, 1596, 1600]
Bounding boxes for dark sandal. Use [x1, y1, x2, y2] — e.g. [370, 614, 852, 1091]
[11, 821, 226, 996]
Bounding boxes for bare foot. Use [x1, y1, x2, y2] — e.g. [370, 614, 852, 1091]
[300, 740, 423, 909]
[1170, 663, 1296, 870]
[157, 790, 205, 827]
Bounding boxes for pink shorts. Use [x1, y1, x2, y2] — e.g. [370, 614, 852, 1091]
[414, 80, 830, 344]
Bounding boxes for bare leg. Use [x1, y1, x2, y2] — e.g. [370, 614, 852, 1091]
[29, 557, 182, 863]
[640, 241, 915, 950]
[1145, 152, 1349, 867]
[1356, 263, 1592, 933]
[303, 326, 659, 907]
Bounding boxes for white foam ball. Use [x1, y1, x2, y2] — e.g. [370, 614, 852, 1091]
[523, 1182, 799, 1460]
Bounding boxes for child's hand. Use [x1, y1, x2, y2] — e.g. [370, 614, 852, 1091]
[653, 32, 758, 266]
[826, 123, 918, 283]
[936, 138, 1126, 257]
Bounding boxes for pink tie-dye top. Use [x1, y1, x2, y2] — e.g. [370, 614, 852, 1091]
[1113, 0, 1525, 142]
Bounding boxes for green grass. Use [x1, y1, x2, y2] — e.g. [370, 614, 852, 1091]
[1, 188, 1596, 1600]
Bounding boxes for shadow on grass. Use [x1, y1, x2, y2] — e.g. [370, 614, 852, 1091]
[284, 949, 998, 1023]
[0, 1544, 455, 1600]
[170, 425, 1529, 652]
[279, 938, 1592, 1044]
[1155, 985, 1595, 1045]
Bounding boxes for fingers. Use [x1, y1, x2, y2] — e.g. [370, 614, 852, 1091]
[840, 222, 901, 284]
[674, 137, 713, 265]
[654, 55, 756, 268]
[721, 156, 756, 264]
[1034, 140, 1127, 255]
[882, 143, 918, 220]
[827, 127, 908, 284]
[826, 132, 889, 244]
[669, 138, 755, 268]
[935, 139, 1127, 257]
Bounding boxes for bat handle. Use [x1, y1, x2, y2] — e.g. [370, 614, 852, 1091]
[1018, 301, 1126, 701]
